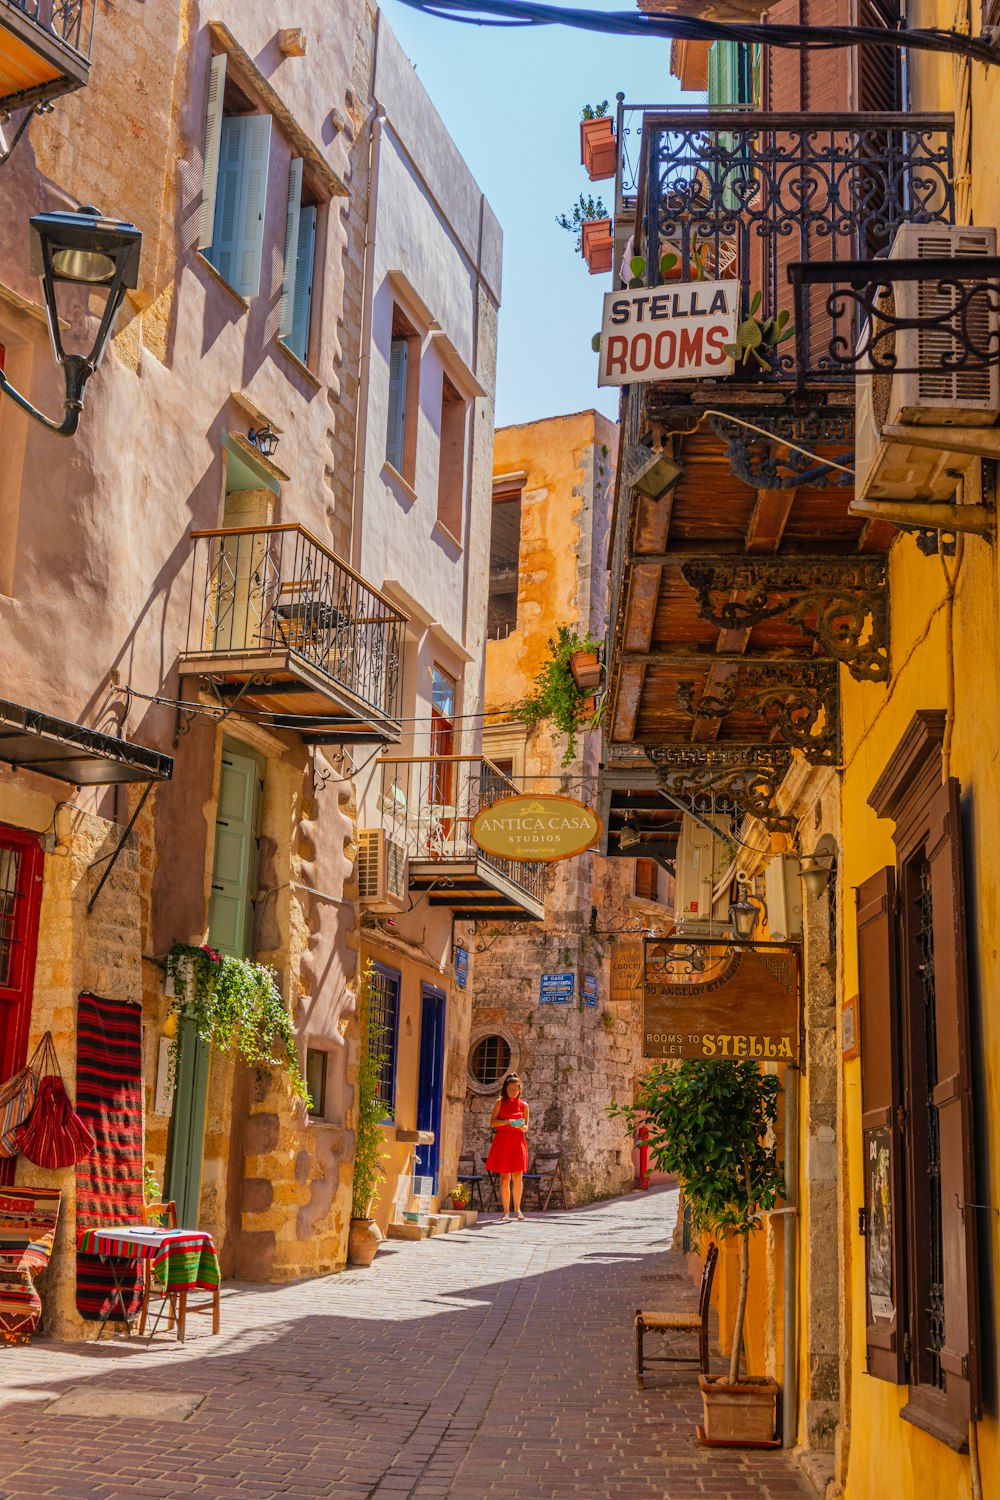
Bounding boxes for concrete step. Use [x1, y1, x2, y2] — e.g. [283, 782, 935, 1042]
[386, 1223, 430, 1241]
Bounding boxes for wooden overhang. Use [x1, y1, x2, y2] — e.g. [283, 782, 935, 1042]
[0, 1, 92, 112]
[407, 856, 545, 923]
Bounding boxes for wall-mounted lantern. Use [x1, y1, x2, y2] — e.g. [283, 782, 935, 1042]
[249, 422, 280, 459]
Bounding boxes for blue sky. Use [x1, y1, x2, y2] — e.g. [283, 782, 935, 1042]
[381, 1, 686, 428]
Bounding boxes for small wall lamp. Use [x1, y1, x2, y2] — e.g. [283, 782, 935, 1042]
[0, 205, 141, 437]
[799, 850, 836, 899]
[249, 422, 280, 458]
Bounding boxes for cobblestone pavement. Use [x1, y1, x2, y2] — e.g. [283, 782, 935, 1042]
[0, 1187, 810, 1500]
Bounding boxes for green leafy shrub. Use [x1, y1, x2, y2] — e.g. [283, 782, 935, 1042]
[516, 625, 603, 766]
[555, 193, 610, 252]
[581, 100, 610, 120]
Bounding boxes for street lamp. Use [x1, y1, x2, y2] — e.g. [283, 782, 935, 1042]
[0, 205, 141, 437]
[729, 874, 766, 941]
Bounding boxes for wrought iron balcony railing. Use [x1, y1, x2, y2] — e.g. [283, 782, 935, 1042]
[627, 109, 956, 383]
[1, 0, 94, 112]
[378, 756, 546, 919]
[182, 524, 406, 736]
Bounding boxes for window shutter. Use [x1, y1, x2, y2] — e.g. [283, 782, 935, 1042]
[856, 865, 908, 1383]
[209, 114, 247, 287]
[763, 0, 804, 111]
[386, 337, 408, 472]
[198, 52, 227, 250]
[279, 157, 304, 338]
[926, 777, 981, 1422]
[208, 750, 262, 959]
[288, 204, 316, 362]
[234, 114, 272, 299]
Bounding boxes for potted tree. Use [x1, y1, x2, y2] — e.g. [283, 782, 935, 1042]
[610, 1060, 784, 1445]
[580, 101, 616, 181]
[556, 194, 612, 274]
[517, 625, 604, 766]
[348, 966, 391, 1268]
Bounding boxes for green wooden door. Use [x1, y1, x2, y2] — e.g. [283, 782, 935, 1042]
[166, 745, 263, 1227]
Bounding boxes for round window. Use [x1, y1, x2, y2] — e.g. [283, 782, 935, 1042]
[469, 1034, 512, 1087]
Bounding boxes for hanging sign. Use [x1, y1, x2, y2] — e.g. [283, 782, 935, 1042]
[597, 280, 739, 387]
[540, 972, 575, 1005]
[471, 794, 601, 863]
[454, 945, 468, 990]
[583, 973, 599, 1008]
[642, 939, 799, 1061]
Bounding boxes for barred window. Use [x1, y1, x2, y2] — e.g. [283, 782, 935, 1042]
[469, 1034, 511, 1088]
[368, 965, 400, 1114]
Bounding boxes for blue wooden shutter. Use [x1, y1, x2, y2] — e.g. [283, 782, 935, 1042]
[198, 52, 227, 249]
[235, 114, 272, 298]
[386, 338, 408, 472]
[279, 157, 304, 338]
[208, 115, 247, 287]
[287, 205, 316, 362]
[208, 748, 263, 959]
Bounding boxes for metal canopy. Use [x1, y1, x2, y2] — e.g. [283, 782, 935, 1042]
[0, 698, 173, 786]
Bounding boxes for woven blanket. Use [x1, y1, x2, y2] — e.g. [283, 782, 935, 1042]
[76, 1226, 220, 1293]
[75, 995, 144, 1321]
[0, 1186, 61, 1345]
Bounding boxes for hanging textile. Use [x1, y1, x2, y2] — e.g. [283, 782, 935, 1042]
[0, 1033, 44, 1157]
[14, 1033, 95, 1170]
[0, 1185, 61, 1345]
[74, 994, 145, 1322]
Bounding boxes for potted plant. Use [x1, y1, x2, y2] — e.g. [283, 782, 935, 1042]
[446, 1182, 470, 1212]
[516, 625, 604, 766]
[722, 292, 796, 373]
[348, 964, 391, 1267]
[580, 100, 616, 181]
[556, 194, 612, 274]
[610, 1060, 785, 1445]
[568, 642, 602, 691]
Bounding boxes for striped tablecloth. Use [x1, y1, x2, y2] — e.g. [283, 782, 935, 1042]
[76, 1225, 220, 1292]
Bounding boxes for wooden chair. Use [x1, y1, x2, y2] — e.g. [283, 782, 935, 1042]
[523, 1151, 566, 1211]
[457, 1152, 485, 1210]
[635, 1242, 718, 1388]
[138, 1200, 220, 1341]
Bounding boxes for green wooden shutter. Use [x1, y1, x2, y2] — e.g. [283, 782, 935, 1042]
[235, 115, 272, 298]
[165, 1021, 211, 1229]
[198, 52, 227, 249]
[208, 747, 263, 959]
[279, 157, 304, 338]
[386, 338, 408, 472]
[208, 115, 247, 288]
[287, 205, 317, 362]
[707, 42, 739, 106]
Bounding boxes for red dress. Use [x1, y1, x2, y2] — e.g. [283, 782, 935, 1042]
[486, 1098, 529, 1173]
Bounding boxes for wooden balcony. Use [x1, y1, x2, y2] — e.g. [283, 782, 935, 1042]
[378, 757, 546, 922]
[180, 524, 407, 744]
[0, 1, 93, 112]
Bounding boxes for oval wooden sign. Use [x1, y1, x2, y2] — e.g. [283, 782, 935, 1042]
[471, 794, 602, 863]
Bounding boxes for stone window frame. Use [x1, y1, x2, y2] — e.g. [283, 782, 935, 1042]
[466, 1023, 520, 1096]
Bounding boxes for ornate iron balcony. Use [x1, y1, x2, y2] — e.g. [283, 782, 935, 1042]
[0, 1, 93, 112]
[378, 756, 546, 920]
[181, 524, 407, 742]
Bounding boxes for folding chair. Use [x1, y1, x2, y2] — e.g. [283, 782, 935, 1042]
[635, 1242, 718, 1388]
[524, 1151, 566, 1211]
[457, 1152, 485, 1210]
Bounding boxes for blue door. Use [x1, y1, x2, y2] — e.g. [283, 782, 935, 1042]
[415, 985, 447, 1189]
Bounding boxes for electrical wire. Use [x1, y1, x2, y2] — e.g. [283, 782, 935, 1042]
[395, 0, 1000, 65]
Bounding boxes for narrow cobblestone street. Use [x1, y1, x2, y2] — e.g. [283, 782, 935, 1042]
[0, 1189, 809, 1500]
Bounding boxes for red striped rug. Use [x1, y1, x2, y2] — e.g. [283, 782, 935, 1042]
[75, 993, 144, 1321]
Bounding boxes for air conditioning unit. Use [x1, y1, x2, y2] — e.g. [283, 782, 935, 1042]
[854, 224, 1000, 506]
[672, 815, 732, 934]
[764, 854, 803, 943]
[357, 829, 408, 913]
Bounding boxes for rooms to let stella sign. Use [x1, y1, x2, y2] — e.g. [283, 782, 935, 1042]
[471, 795, 601, 863]
[597, 280, 739, 387]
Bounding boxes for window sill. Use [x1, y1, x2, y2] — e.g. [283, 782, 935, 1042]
[900, 1395, 969, 1452]
[194, 250, 250, 313]
[276, 338, 322, 390]
[381, 461, 418, 507]
[432, 518, 463, 554]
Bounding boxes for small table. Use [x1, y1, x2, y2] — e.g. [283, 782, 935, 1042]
[76, 1225, 220, 1341]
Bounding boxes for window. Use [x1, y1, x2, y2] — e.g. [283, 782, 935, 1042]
[858, 711, 979, 1443]
[199, 53, 271, 298]
[634, 858, 659, 901]
[429, 665, 457, 807]
[279, 157, 318, 363]
[386, 305, 420, 486]
[368, 965, 400, 1115]
[436, 375, 467, 538]
[469, 1035, 511, 1088]
[488, 478, 523, 640]
[305, 1048, 328, 1119]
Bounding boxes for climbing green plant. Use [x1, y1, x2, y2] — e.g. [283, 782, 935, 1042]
[351, 962, 392, 1221]
[516, 625, 603, 766]
[609, 1060, 784, 1384]
[165, 943, 309, 1103]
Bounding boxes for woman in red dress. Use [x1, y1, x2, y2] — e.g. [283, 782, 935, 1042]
[486, 1074, 529, 1221]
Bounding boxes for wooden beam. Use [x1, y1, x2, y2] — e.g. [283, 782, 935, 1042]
[744, 488, 795, 553]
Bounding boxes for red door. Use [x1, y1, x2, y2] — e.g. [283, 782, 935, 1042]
[0, 826, 44, 1187]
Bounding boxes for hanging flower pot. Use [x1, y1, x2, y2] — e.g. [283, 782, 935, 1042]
[580, 116, 616, 181]
[581, 217, 613, 275]
[569, 650, 602, 691]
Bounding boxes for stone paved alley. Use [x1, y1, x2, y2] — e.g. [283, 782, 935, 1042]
[0, 1189, 809, 1500]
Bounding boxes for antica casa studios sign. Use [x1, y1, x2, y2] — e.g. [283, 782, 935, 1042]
[597, 280, 739, 387]
[471, 795, 601, 862]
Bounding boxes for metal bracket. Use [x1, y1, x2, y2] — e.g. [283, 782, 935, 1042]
[87, 782, 154, 913]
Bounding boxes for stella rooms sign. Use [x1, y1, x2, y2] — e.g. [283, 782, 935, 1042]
[597, 280, 739, 387]
[471, 795, 601, 863]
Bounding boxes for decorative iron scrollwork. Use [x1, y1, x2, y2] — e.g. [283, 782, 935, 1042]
[647, 744, 797, 834]
[679, 557, 889, 683]
[672, 660, 838, 764]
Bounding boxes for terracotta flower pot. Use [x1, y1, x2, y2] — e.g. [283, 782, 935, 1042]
[580, 116, 616, 181]
[581, 218, 613, 276]
[569, 650, 602, 691]
[580, 695, 598, 716]
[448, 1196, 468, 1212]
[698, 1374, 778, 1446]
[348, 1217, 383, 1267]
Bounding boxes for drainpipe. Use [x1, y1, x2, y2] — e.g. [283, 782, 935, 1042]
[782, 1061, 799, 1448]
[349, 34, 386, 577]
